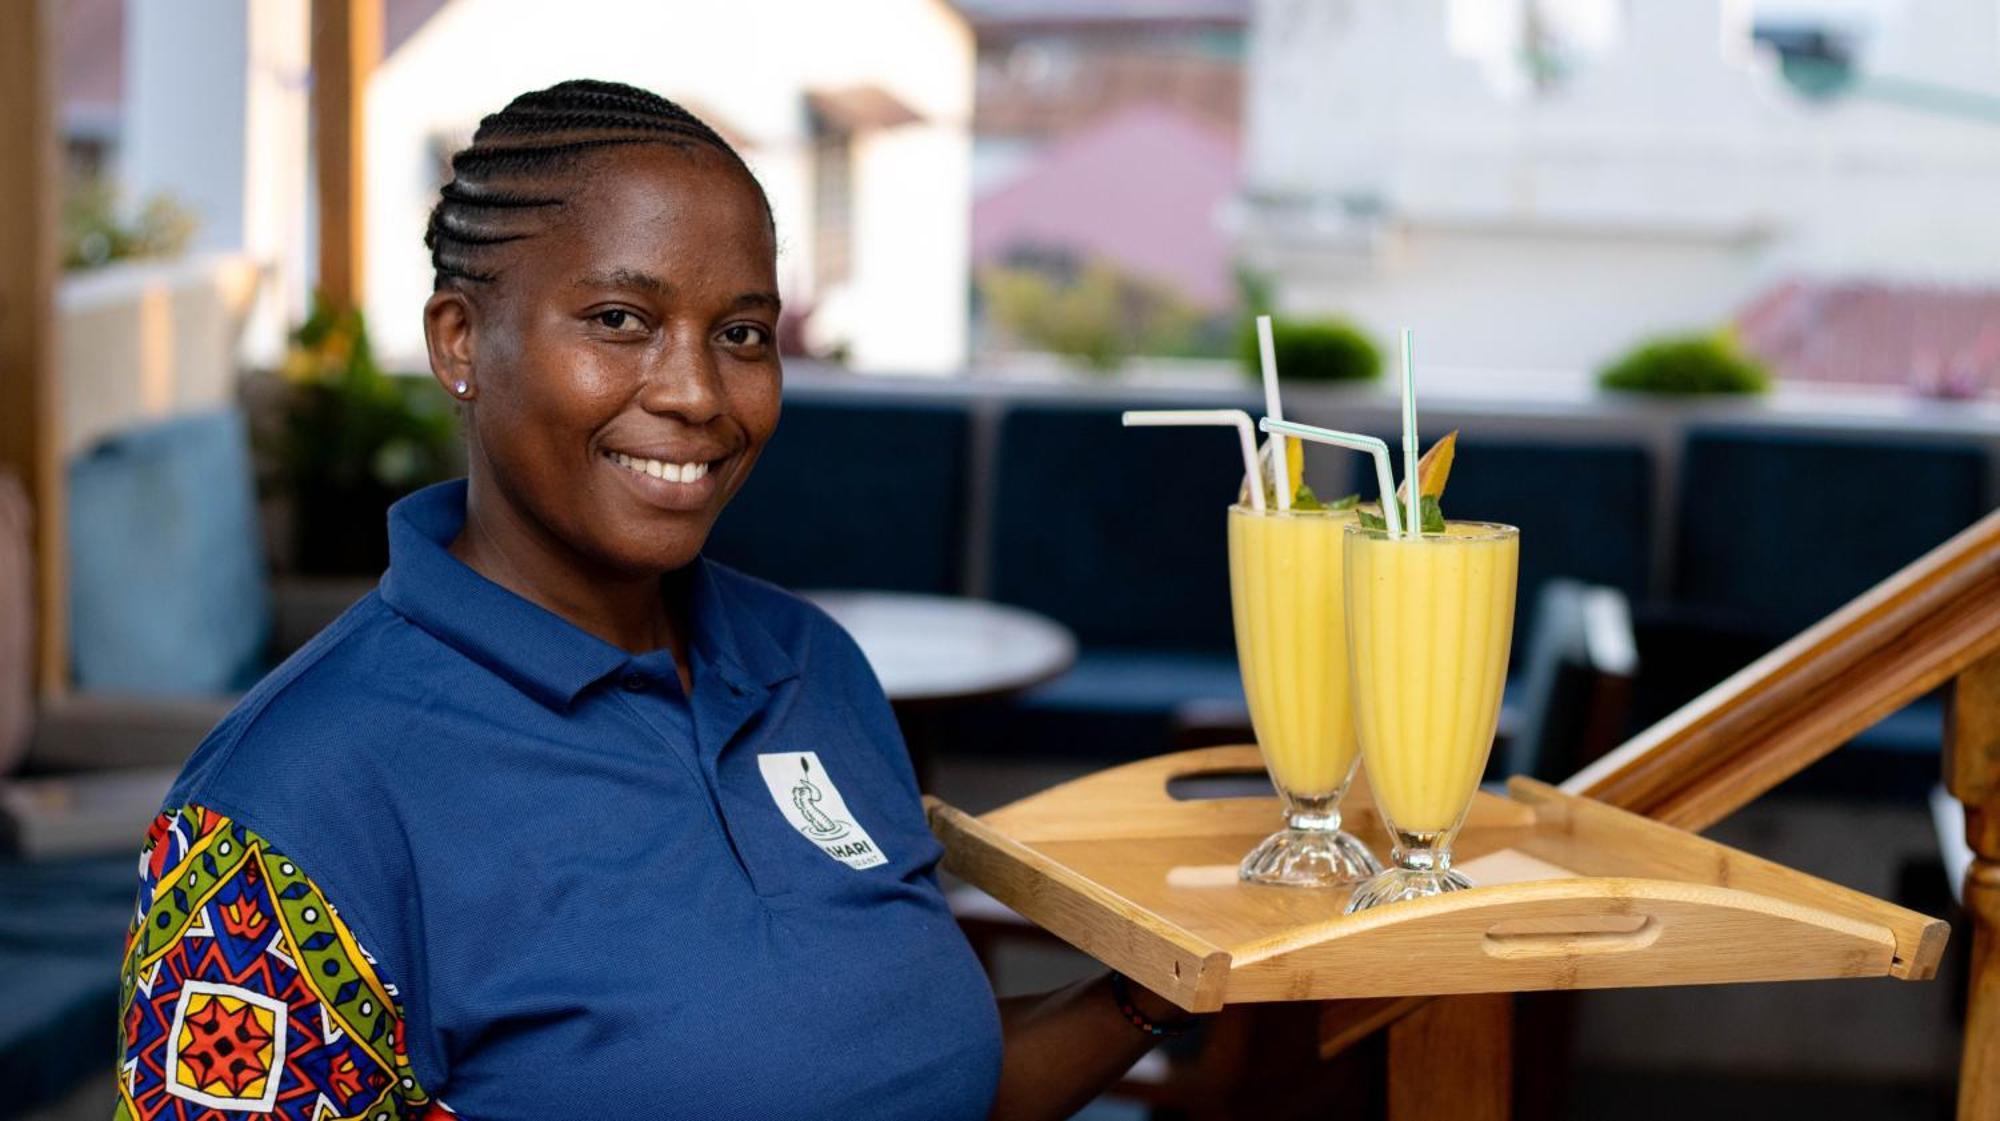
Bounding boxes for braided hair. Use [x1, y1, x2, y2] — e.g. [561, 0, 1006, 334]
[424, 78, 770, 289]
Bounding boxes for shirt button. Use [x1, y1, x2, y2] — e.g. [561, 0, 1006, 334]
[620, 673, 649, 693]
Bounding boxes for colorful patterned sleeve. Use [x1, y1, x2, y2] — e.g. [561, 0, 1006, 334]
[116, 804, 450, 1120]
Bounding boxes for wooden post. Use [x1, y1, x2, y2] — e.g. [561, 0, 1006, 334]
[1948, 649, 2000, 1120]
[311, 0, 380, 312]
[1387, 993, 1512, 1121]
[0, 0, 65, 696]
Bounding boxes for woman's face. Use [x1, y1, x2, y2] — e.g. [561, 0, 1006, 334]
[431, 143, 782, 577]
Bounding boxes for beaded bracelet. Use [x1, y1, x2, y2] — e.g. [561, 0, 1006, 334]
[1108, 970, 1204, 1038]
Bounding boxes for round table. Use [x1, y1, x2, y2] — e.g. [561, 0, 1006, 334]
[801, 591, 1077, 788]
[801, 591, 1077, 707]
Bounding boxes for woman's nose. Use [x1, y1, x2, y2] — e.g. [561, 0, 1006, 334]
[636, 334, 727, 424]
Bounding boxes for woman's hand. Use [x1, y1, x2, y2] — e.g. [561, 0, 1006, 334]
[1122, 977, 1190, 1026]
[985, 972, 1202, 1121]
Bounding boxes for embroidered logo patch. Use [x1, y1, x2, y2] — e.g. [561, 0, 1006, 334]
[757, 752, 888, 869]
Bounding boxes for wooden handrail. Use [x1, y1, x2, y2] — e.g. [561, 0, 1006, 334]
[1948, 649, 2000, 1117]
[1552, 506, 2000, 1120]
[1564, 507, 2000, 832]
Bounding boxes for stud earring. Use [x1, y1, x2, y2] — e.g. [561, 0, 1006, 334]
[453, 381, 470, 397]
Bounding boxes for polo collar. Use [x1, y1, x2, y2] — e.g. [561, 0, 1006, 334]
[378, 481, 796, 710]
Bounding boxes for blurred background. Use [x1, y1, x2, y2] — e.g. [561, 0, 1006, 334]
[3, 0, 1999, 1118]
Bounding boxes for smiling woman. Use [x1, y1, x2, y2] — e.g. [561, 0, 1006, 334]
[112, 80, 1192, 1121]
[419, 85, 785, 647]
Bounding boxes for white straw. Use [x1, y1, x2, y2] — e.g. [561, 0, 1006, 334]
[1399, 328, 1420, 539]
[1254, 316, 1290, 511]
[1259, 418, 1402, 537]
[1122, 409, 1265, 513]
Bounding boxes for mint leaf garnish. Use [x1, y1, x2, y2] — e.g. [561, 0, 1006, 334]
[1292, 482, 1324, 511]
[1328, 493, 1360, 510]
[1420, 495, 1446, 534]
[1355, 497, 1445, 533]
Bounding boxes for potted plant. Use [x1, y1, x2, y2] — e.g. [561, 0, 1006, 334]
[272, 295, 458, 574]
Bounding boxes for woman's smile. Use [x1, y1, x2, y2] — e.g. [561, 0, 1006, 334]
[600, 445, 729, 512]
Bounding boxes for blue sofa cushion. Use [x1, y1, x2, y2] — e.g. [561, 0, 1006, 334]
[704, 397, 971, 594]
[988, 398, 1261, 650]
[0, 950, 115, 1119]
[0, 854, 134, 1120]
[67, 409, 270, 695]
[1022, 648, 1243, 715]
[1675, 430, 1988, 639]
[928, 648, 1242, 763]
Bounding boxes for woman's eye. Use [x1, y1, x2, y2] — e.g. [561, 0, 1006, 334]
[593, 309, 644, 332]
[720, 324, 771, 348]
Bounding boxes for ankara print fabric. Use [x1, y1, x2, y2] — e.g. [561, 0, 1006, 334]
[116, 805, 450, 1120]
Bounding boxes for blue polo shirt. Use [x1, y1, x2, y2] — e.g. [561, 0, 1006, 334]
[134, 480, 1002, 1120]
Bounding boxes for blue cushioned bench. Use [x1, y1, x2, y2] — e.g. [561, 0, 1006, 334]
[0, 854, 136, 1119]
[1667, 428, 1991, 797]
[703, 396, 973, 594]
[974, 398, 1260, 759]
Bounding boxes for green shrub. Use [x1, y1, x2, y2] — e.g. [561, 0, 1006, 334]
[1238, 316, 1381, 383]
[979, 261, 1203, 371]
[1598, 332, 1771, 396]
[62, 178, 196, 271]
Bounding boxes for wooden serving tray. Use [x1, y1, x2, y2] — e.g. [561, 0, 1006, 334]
[927, 747, 1948, 1014]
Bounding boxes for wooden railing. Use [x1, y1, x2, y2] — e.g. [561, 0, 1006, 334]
[1564, 508, 2000, 830]
[1570, 508, 2000, 1118]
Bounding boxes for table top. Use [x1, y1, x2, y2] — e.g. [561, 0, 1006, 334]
[802, 590, 1077, 706]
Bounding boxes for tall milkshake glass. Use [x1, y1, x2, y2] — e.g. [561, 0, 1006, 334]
[1343, 520, 1519, 911]
[1230, 503, 1382, 886]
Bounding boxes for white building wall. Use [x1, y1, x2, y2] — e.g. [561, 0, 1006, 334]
[1241, 0, 2000, 374]
[116, 0, 308, 372]
[123, 0, 251, 256]
[364, 0, 972, 374]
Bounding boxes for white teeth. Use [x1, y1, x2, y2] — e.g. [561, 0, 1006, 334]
[606, 450, 712, 485]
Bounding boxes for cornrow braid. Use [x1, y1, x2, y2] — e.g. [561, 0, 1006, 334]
[424, 79, 768, 289]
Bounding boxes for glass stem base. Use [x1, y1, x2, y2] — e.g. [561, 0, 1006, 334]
[1344, 866, 1473, 911]
[1344, 827, 1472, 912]
[1239, 801, 1382, 888]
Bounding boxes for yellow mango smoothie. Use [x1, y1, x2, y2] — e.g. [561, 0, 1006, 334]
[1228, 503, 1381, 887]
[1228, 505, 1359, 795]
[1344, 520, 1518, 910]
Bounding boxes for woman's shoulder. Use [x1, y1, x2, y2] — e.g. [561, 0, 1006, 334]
[166, 588, 438, 822]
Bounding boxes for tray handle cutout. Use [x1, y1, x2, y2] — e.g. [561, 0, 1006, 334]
[1482, 914, 1660, 959]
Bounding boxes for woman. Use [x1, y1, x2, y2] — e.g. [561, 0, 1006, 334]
[114, 80, 1198, 1121]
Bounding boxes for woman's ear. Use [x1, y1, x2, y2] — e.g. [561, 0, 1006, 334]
[423, 288, 478, 402]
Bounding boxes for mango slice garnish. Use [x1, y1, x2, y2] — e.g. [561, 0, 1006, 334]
[1396, 430, 1458, 503]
